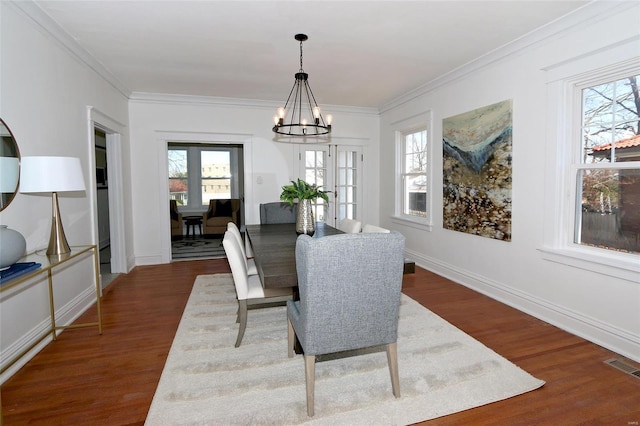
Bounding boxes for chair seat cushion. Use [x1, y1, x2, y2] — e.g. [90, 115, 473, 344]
[247, 258, 258, 276]
[246, 275, 266, 299]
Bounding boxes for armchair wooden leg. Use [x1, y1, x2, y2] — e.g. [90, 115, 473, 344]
[304, 355, 316, 417]
[287, 318, 295, 358]
[386, 342, 401, 398]
[235, 300, 248, 347]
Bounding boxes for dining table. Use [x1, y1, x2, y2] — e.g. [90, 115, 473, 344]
[244, 222, 343, 290]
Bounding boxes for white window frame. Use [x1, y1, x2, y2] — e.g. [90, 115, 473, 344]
[392, 111, 433, 231]
[541, 54, 640, 283]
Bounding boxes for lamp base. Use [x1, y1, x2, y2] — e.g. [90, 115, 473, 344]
[47, 192, 71, 256]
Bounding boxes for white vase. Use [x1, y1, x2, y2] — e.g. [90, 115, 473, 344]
[0, 225, 26, 269]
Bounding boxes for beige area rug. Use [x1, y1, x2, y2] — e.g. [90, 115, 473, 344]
[146, 274, 544, 425]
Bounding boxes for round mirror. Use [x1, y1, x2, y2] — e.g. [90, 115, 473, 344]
[0, 118, 20, 212]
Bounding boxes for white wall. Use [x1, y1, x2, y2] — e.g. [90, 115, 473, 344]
[0, 2, 130, 382]
[378, 3, 640, 361]
[128, 95, 380, 265]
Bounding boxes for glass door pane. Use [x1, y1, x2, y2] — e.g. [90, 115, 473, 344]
[336, 149, 360, 221]
[303, 148, 329, 222]
[298, 145, 362, 227]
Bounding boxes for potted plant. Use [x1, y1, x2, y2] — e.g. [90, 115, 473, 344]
[280, 178, 330, 235]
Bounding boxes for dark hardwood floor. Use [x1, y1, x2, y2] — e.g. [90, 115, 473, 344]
[1, 261, 639, 425]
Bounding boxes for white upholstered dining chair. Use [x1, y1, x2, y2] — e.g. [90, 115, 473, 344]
[362, 223, 390, 233]
[223, 231, 292, 347]
[337, 217, 362, 233]
[227, 222, 256, 275]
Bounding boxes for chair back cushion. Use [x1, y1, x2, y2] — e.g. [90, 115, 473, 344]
[227, 222, 249, 268]
[222, 231, 249, 300]
[362, 224, 390, 233]
[259, 202, 298, 224]
[169, 199, 180, 221]
[338, 218, 362, 233]
[205, 199, 240, 220]
[293, 231, 405, 355]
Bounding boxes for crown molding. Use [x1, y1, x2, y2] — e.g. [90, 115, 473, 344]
[379, 0, 638, 113]
[12, 0, 630, 115]
[129, 92, 379, 116]
[8, 1, 131, 98]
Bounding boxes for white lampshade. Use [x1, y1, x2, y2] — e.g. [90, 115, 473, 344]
[19, 156, 86, 256]
[20, 156, 86, 193]
[0, 157, 20, 193]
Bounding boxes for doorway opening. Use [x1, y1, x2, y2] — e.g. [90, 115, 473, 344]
[94, 128, 120, 287]
[168, 143, 245, 260]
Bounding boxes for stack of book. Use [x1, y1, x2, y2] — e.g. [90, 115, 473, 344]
[0, 262, 42, 286]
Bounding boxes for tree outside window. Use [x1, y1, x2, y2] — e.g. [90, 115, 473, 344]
[579, 74, 639, 253]
[168, 149, 188, 206]
[402, 129, 428, 218]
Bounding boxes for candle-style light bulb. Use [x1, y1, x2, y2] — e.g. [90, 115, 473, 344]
[326, 114, 333, 125]
[278, 107, 285, 119]
[313, 107, 320, 119]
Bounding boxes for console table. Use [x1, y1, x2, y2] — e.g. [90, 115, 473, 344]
[0, 245, 102, 376]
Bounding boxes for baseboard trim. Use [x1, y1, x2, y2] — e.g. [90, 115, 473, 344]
[406, 248, 640, 363]
[0, 285, 98, 385]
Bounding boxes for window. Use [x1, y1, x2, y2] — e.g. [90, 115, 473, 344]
[542, 53, 639, 281]
[168, 148, 188, 206]
[201, 150, 231, 205]
[578, 75, 640, 254]
[168, 144, 241, 210]
[399, 128, 428, 220]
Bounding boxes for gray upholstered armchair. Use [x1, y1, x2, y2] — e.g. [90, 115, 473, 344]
[287, 231, 406, 416]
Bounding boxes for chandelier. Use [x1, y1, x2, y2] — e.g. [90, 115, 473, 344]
[272, 34, 332, 137]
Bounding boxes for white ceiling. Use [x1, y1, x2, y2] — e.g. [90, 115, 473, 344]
[34, 0, 590, 108]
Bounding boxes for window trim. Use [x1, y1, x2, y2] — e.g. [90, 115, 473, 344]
[392, 111, 433, 230]
[542, 56, 640, 283]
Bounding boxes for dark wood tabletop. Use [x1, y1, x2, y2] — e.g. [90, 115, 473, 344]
[245, 222, 342, 289]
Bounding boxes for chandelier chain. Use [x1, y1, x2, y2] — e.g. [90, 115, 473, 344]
[299, 39, 304, 72]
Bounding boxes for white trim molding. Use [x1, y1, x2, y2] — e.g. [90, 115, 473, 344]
[407, 248, 640, 364]
[153, 130, 254, 264]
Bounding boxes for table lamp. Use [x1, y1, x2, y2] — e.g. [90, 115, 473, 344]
[19, 156, 86, 256]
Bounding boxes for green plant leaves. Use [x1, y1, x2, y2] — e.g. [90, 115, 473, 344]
[280, 178, 330, 205]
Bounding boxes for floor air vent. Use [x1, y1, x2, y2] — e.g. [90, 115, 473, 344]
[604, 358, 640, 379]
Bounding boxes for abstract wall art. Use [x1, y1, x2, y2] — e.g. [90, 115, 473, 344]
[442, 99, 513, 241]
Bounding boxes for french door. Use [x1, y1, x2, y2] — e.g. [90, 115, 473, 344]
[296, 144, 363, 227]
